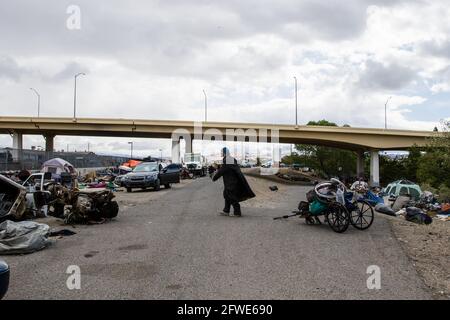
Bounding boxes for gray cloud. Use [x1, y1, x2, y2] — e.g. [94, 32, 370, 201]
[359, 60, 417, 90]
[0, 56, 28, 81]
[419, 39, 450, 58]
[51, 62, 89, 81]
[0, 0, 445, 155]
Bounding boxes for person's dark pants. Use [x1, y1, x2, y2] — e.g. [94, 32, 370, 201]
[224, 199, 241, 215]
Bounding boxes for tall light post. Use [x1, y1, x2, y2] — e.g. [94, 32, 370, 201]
[385, 96, 392, 129]
[203, 89, 207, 122]
[159, 148, 163, 161]
[30, 88, 40, 117]
[294, 76, 298, 129]
[73, 72, 86, 121]
[128, 141, 133, 160]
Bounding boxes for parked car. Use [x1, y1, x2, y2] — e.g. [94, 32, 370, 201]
[261, 161, 272, 168]
[122, 162, 180, 192]
[240, 162, 252, 168]
[114, 174, 127, 187]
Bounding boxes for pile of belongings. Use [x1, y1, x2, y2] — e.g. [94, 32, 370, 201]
[0, 174, 27, 221]
[436, 203, 450, 221]
[1, 171, 120, 225]
[374, 203, 396, 216]
[0, 220, 51, 255]
[403, 207, 433, 225]
[46, 184, 119, 224]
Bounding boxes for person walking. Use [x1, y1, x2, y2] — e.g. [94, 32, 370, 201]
[212, 147, 255, 216]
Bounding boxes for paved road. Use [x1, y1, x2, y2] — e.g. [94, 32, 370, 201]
[3, 177, 432, 299]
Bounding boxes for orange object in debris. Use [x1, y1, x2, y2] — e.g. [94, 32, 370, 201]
[441, 203, 450, 212]
[121, 160, 142, 168]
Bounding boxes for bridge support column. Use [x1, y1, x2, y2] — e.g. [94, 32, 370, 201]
[12, 132, 23, 162]
[356, 151, 365, 178]
[44, 133, 55, 160]
[185, 135, 193, 154]
[369, 150, 380, 187]
[171, 139, 180, 163]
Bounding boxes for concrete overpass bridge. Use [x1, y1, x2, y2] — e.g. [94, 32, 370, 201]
[0, 116, 434, 186]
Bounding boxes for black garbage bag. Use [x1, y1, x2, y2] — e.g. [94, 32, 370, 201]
[405, 207, 432, 225]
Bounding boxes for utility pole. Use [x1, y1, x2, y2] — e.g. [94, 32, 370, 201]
[30, 88, 41, 117]
[73, 72, 86, 121]
[294, 76, 298, 128]
[203, 89, 207, 122]
[385, 96, 392, 129]
[128, 141, 133, 160]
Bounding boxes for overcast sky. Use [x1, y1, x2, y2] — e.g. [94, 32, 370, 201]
[1, 0, 449, 157]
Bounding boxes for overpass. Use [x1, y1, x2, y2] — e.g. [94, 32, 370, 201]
[0, 116, 434, 186]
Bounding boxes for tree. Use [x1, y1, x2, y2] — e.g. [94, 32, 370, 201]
[281, 153, 301, 166]
[295, 120, 356, 180]
[417, 120, 450, 191]
[405, 147, 421, 181]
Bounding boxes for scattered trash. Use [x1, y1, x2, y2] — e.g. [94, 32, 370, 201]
[269, 185, 278, 191]
[375, 203, 396, 216]
[391, 195, 412, 212]
[405, 207, 432, 225]
[0, 220, 52, 255]
[49, 229, 77, 237]
[52, 189, 119, 225]
[435, 214, 450, 221]
[0, 174, 27, 220]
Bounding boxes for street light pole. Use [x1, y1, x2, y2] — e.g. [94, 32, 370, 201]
[385, 96, 392, 129]
[128, 142, 133, 160]
[30, 88, 40, 117]
[159, 148, 163, 161]
[294, 76, 298, 128]
[73, 72, 86, 121]
[203, 89, 207, 122]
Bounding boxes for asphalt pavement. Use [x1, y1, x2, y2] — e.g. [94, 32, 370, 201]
[2, 176, 432, 299]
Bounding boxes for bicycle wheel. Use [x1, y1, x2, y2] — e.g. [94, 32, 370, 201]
[326, 202, 350, 233]
[350, 200, 374, 230]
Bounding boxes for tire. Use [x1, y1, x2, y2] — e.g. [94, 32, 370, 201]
[350, 200, 374, 230]
[154, 179, 161, 191]
[326, 203, 350, 233]
[126, 187, 132, 193]
[164, 183, 171, 189]
[101, 201, 119, 219]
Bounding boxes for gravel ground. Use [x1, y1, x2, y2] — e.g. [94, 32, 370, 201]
[389, 215, 450, 300]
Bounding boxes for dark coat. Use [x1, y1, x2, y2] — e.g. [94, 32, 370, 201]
[212, 156, 256, 203]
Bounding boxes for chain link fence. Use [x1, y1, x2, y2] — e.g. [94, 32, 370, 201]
[0, 148, 131, 172]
